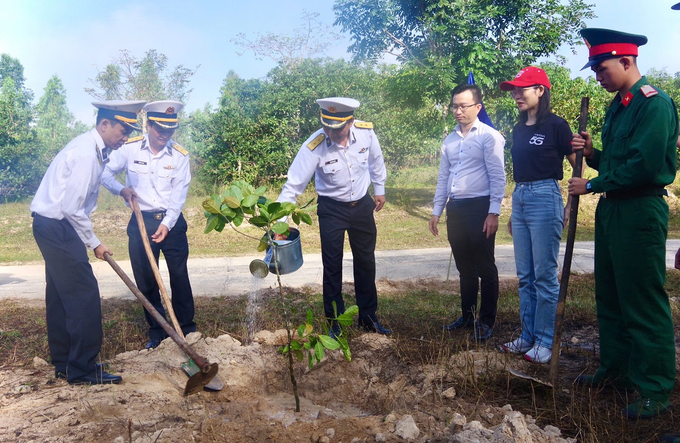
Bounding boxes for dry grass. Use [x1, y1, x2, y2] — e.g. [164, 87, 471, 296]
[3, 271, 680, 442]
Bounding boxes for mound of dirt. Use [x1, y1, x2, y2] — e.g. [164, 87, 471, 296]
[1, 330, 574, 442]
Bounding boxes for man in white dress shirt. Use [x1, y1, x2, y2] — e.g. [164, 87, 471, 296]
[429, 84, 506, 341]
[102, 101, 194, 349]
[31, 100, 145, 384]
[278, 97, 391, 336]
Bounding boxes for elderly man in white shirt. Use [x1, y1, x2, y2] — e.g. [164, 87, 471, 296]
[31, 100, 145, 385]
[278, 97, 391, 337]
[429, 83, 506, 342]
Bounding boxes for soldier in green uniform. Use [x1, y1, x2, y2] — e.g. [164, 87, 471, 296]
[568, 28, 679, 420]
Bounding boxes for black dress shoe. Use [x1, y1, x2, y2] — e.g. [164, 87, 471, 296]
[68, 370, 122, 385]
[360, 318, 392, 335]
[472, 322, 493, 341]
[443, 316, 474, 331]
[55, 363, 108, 379]
[145, 338, 162, 349]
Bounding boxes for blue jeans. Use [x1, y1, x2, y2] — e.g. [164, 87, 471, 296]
[511, 179, 563, 349]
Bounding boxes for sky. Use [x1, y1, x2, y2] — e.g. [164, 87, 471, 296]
[1, 0, 679, 124]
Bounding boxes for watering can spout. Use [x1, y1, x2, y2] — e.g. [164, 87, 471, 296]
[249, 228, 303, 278]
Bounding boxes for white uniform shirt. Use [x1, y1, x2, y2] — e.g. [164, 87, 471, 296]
[278, 123, 387, 203]
[102, 135, 191, 230]
[30, 129, 109, 249]
[432, 119, 506, 217]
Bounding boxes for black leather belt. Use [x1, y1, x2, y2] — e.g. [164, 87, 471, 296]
[318, 194, 367, 207]
[601, 187, 667, 200]
[141, 211, 167, 220]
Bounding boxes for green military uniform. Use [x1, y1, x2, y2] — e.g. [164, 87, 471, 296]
[586, 75, 679, 401]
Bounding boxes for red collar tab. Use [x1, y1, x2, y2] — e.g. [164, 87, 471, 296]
[621, 92, 634, 107]
[589, 42, 639, 58]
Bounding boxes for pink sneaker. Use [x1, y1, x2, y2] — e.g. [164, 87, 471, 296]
[501, 337, 533, 354]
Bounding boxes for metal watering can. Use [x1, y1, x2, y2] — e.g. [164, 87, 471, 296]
[249, 228, 303, 278]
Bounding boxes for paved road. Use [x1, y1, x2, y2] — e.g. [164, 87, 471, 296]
[2, 240, 680, 301]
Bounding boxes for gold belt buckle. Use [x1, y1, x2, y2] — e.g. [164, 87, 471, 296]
[350, 201, 358, 207]
[154, 213, 164, 220]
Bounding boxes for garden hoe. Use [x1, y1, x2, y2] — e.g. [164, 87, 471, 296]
[104, 252, 219, 395]
[131, 197, 224, 392]
[507, 97, 590, 389]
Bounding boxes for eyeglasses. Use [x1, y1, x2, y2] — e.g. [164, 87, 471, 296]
[509, 86, 539, 97]
[451, 103, 480, 112]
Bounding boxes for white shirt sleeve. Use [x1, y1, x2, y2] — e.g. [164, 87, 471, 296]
[484, 131, 506, 215]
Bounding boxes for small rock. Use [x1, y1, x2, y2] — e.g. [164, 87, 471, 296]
[441, 387, 456, 399]
[319, 437, 331, 443]
[450, 413, 466, 428]
[375, 433, 387, 442]
[351, 438, 362, 443]
[502, 404, 513, 411]
[544, 424, 562, 437]
[326, 428, 335, 438]
[394, 414, 419, 440]
[33, 357, 49, 368]
[113, 437, 125, 443]
[384, 413, 397, 424]
[571, 336, 580, 344]
[318, 409, 338, 419]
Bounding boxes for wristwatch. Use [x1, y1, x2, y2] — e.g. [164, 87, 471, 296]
[585, 181, 592, 191]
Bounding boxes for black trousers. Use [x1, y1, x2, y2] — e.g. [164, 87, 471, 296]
[127, 212, 195, 341]
[32, 214, 103, 381]
[317, 193, 378, 322]
[446, 196, 499, 327]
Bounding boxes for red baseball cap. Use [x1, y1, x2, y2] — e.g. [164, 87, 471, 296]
[499, 66, 551, 91]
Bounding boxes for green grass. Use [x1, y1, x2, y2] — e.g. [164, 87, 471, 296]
[4, 165, 680, 264]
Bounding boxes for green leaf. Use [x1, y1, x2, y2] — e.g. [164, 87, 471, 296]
[336, 305, 358, 326]
[232, 214, 244, 227]
[204, 214, 220, 233]
[341, 346, 352, 362]
[220, 205, 236, 219]
[297, 324, 305, 339]
[291, 212, 301, 225]
[249, 216, 269, 227]
[300, 197, 316, 209]
[308, 351, 314, 369]
[202, 196, 222, 215]
[290, 340, 301, 351]
[266, 202, 282, 215]
[318, 335, 341, 350]
[271, 222, 290, 235]
[294, 349, 304, 361]
[214, 217, 226, 232]
[280, 344, 289, 354]
[254, 185, 267, 195]
[258, 207, 271, 222]
[257, 240, 269, 252]
[223, 196, 241, 209]
[306, 309, 314, 323]
[314, 341, 324, 362]
[230, 185, 243, 201]
[300, 212, 313, 225]
[242, 194, 259, 208]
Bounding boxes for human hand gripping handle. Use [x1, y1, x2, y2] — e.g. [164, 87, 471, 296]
[568, 128, 593, 196]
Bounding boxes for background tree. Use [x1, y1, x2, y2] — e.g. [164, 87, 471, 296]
[333, 0, 595, 112]
[85, 49, 198, 103]
[232, 12, 339, 72]
[0, 76, 38, 200]
[35, 76, 83, 163]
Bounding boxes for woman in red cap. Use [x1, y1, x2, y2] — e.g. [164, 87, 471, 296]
[499, 66, 575, 364]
